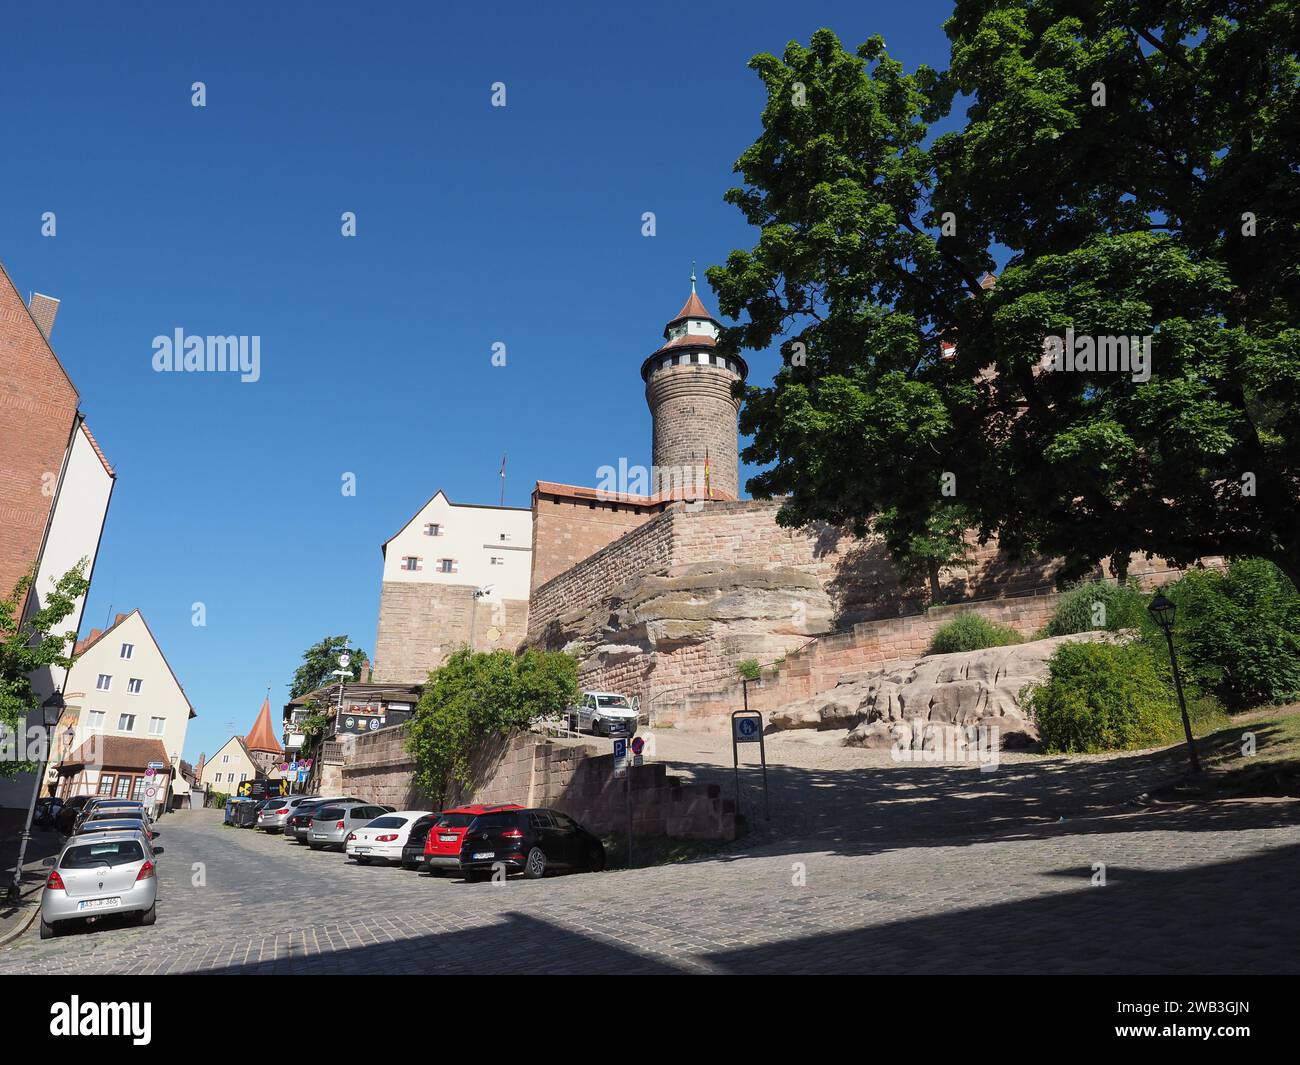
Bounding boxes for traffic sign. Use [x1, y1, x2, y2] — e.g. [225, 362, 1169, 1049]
[147, 761, 166, 770]
[145, 786, 156, 798]
[734, 716, 761, 743]
[613, 737, 628, 777]
[630, 736, 645, 755]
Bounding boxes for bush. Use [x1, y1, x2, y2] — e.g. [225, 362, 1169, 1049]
[1025, 640, 1228, 753]
[1041, 580, 1150, 638]
[928, 613, 1024, 655]
[209, 790, 229, 809]
[1155, 560, 1300, 712]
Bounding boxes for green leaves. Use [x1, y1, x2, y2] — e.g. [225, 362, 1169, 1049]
[289, 635, 368, 700]
[0, 560, 90, 779]
[714, 4, 1300, 589]
[405, 648, 578, 808]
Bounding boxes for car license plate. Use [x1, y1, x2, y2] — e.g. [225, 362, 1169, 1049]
[354, 847, 369, 853]
[78, 897, 121, 911]
[439, 834, 456, 842]
[472, 851, 493, 860]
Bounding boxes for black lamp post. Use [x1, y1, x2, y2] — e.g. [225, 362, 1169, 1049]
[1147, 591, 1201, 775]
[6, 691, 66, 903]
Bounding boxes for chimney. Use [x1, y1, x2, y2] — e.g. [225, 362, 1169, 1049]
[28, 293, 60, 339]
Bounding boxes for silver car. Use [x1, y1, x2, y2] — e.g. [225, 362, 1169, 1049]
[40, 830, 160, 938]
[258, 794, 320, 833]
[307, 802, 391, 850]
[74, 799, 151, 832]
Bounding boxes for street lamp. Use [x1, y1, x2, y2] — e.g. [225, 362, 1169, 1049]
[1147, 591, 1201, 774]
[333, 652, 352, 714]
[6, 691, 66, 902]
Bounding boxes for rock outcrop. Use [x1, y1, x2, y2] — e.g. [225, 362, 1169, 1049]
[768, 632, 1116, 750]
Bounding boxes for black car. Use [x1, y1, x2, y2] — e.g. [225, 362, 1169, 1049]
[458, 808, 605, 880]
[53, 795, 94, 835]
[233, 798, 277, 828]
[401, 812, 442, 871]
[35, 796, 64, 828]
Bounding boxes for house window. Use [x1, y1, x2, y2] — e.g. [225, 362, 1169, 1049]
[86, 710, 105, 730]
[120, 643, 134, 659]
[401, 556, 423, 571]
[149, 717, 165, 736]
[424, 523, 442, 536]
[118, 713, 136, 732]
[98, 774, 115, 796]
[115, 776, 131, 799]
[222, 754, 230, 764]
[499, 532, 511, 542]
[96, 674, 112, 691]
[490, 556, 503, 565]
[437, 559, 458, 574]
[127, 678, 143, 695]
[240, 773, 247, 782]
[132, 777, 147, 801]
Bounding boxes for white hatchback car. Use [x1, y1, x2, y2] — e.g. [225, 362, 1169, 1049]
[40, 830, 160, 938]
[345, 810, 433, 865]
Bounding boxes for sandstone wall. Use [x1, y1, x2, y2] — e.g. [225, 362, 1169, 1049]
[529, 492, 662, 591]
[373, 580, 529, 683]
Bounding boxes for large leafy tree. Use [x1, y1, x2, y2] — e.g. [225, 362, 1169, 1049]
[710, 3, 1300, 588]
[0, 562, 90, 778]
[289, 635, 369, 700]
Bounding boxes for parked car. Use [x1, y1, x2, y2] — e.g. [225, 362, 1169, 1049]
[257, 794, 320, 833]
[422, 804, 524, 873]
[54, 795, 95, 834]
[76, 813, 157, 842]
[284, 797, 361, 843]
[233, 798, 281, 828]
[40, 830, 161, 938]
[345, 810, 433, 865]
[35, 797, 64, 828]
[567, 691, 640, 737]
[307, 802, 392, 850]
[458, 807, 605, 880]
[74, 799, 152, 833]
[401, 813, 443, 870]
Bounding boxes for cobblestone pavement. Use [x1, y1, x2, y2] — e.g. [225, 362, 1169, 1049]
[2, 796, 1298, 974]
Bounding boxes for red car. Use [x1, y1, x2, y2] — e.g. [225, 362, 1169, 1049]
[423, 803, 522, 872]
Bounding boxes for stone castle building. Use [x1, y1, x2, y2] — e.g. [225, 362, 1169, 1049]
[373, 277, 1199, 724]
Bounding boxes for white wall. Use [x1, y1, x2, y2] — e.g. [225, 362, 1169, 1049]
[381, 491, 533, 601]
[199, 737, 257, 791]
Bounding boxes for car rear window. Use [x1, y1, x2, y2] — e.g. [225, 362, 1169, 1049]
[61, 840, 144, 868]
[472, 812, 522, 830]
[435, 813, 477, 829]
[315, 807, 343, 819]
[366, 816, 406, 829]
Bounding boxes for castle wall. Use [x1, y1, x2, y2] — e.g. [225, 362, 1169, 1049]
[529, 492, 664, 591]
[373, 580, 530, 684]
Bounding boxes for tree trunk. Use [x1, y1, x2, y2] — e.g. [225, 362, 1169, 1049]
[928, 559, 943, 604]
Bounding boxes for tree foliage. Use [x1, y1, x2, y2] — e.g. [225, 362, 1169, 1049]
[711, 5, 1300, 588]
[0, 561, 90, 778]
[406, 648, 578, 808]
[289, 634, 369, 700]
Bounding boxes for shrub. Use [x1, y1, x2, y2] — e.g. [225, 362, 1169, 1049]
[928, 613, 1024, 655]
[1041, 580, 1150, 638]
[209, 790, 229, 809]
[1154, 560, 1300, 712]
[1027, 640, 1190, 753]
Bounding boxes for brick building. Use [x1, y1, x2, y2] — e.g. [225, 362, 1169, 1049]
[0, 261, 116, 809]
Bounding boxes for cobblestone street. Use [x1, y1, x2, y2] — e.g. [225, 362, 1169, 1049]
[3, 790, 1298, 974]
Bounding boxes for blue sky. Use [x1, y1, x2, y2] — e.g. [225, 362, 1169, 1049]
[1, 0, 957, 761]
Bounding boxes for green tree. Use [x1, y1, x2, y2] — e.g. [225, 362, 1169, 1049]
[406, 648, 578, 808]
[0, 561, 90, 778]
[710, 6, 1300, 588]
[289, 635, 369, 700]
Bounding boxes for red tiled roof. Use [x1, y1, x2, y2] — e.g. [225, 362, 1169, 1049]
[669, 289, 717, 325]
[62, 735, 170, 770]
[80, 421, 115, 477]
[533, 480, 735, 505]
[245, 697, 283, 754]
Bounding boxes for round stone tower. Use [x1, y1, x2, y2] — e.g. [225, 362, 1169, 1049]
[641, 273, 748, 500]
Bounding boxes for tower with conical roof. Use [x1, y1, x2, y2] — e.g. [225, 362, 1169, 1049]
[640, 271, 748, 500]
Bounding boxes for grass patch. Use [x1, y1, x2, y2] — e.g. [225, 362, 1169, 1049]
[1167, 706, 1300, 799]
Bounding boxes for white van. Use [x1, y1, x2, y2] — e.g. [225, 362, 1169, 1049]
[567, 691, 640, 737]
